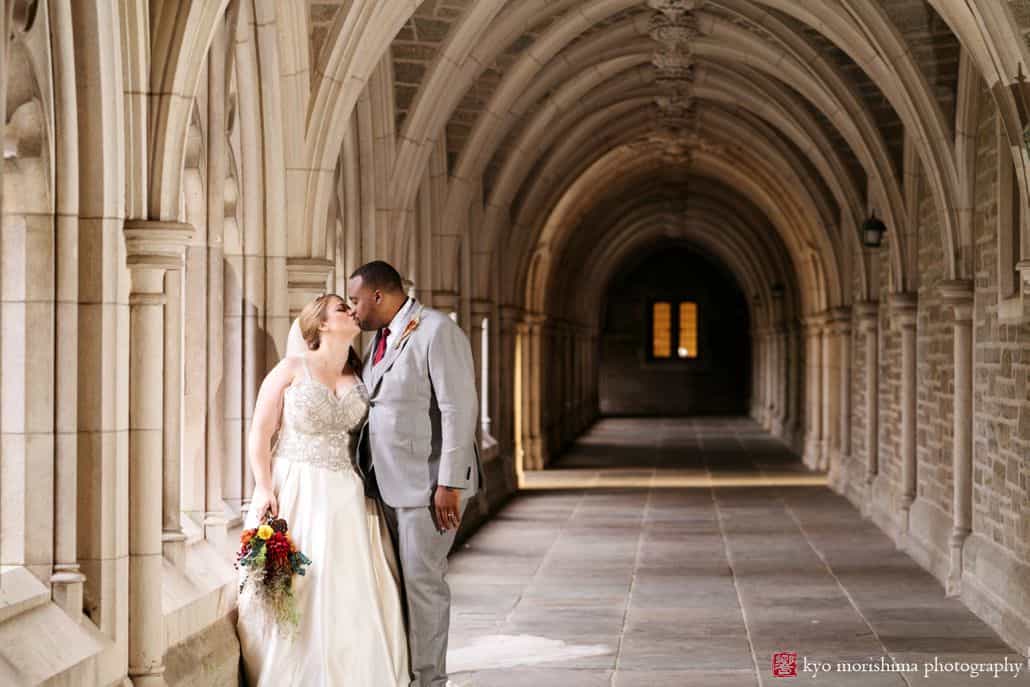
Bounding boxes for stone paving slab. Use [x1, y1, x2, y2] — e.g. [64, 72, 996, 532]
[447, 418, 1030, 686]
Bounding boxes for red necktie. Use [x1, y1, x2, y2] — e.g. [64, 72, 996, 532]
[372, 327, 390, 365]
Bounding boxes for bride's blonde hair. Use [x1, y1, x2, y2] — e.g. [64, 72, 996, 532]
[297, 294, 364, 376]
[297, 294, 335, 350]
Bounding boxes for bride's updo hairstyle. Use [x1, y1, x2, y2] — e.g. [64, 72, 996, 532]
[296, 294, 364, 377]
[298, 294, 336, 350]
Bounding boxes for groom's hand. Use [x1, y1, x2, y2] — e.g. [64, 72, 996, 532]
[434, 486, 462, 532]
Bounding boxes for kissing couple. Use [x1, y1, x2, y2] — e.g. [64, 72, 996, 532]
[237, 260, 483, 687]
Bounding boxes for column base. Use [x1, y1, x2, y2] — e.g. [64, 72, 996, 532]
[862, 473, 876, 517]
[129, 671, 168, 687]
[818, 439, 830, 471]
[50, 569, 86, 618]
[803, 436, 820, 470]
[946, 528, 971, 597]
[162, 531, 188, 570]
[897, 498, 914, 547]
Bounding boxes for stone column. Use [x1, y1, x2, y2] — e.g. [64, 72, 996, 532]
[826, 307, 850, 488]
[787, 323, 801, 442]
[522, 314, 547, 470]
[820, 312, 838, 472]
[124, 221, 192, 687]
[774, 325, 788, 435]
[470, 300, 495, 442]
[855, 301, 879, 516]
[758, 325, 766, 422]
[939, 280, 973, 595]
[514, 318, 530, 474]
[802, 314, 824, 469]
[891, 292, 918, 539]
[765, 327, 776, 429]
[498, 306, 520, 460]
[49, 0, 85, 614]
[205, 21, 227, 535]
[162, 268, 186, 569]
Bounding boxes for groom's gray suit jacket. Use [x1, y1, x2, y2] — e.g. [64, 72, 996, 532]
[357, 301, 482, 507]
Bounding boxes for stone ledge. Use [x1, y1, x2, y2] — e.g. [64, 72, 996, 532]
[0, 597, 110, 686]
[165, 613, 240, 687]
[0, 566, 50, 624]
[961, 532, 1030, 656]
[162, 539, 238, 650]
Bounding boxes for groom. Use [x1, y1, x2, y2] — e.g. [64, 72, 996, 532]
[349, 260, 481, 687]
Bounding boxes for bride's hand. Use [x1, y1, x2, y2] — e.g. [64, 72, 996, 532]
[251, 484, 278, 519]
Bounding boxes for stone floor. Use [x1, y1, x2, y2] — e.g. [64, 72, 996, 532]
[446, 417, 1030, 686]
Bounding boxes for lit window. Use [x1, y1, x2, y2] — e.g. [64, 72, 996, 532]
[678, 302, 697, 358]
[652, 302, 671, 358]
[651, 300, 698, 360]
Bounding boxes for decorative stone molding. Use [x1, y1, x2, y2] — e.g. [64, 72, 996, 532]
[123, 220, 193, 272]
[889, 291, 918, 329]
[648, 0, 706, 129]
[801, 311, 827, 332]
[286, 258, 333, 293]
[827, 306, 852, 335]
[938, 279, 974, 321]
[470, 299, 492, 317]
[854, 300, 879, 331]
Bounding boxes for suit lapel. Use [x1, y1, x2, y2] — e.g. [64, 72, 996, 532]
[361, 334, 376, 389]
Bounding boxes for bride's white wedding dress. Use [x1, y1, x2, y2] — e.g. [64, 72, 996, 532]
[237, 358, 410, 687]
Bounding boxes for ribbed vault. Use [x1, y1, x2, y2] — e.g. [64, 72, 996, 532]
[295, 0, 1030, 475]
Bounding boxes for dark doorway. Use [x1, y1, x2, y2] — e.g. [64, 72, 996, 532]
[599, 242, 751, 415]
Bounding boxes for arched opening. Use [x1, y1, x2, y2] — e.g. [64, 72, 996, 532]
[599, 242, 751, 416]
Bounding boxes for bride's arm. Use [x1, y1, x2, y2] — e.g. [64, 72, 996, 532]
[247, 357, 298, 518]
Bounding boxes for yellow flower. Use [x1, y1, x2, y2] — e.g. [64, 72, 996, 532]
[257, 525, 274, 540]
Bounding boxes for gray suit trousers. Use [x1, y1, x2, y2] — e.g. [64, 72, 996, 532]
[382, 499, 467, 687]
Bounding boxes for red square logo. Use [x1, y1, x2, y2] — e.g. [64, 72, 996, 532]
[772, 651, 797, 677]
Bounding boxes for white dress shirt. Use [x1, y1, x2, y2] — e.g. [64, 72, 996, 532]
[377, 297, 414, 359]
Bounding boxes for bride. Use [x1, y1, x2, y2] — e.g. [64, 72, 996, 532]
[237, 294, 410, 686]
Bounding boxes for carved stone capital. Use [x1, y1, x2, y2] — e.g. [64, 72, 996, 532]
[123, 221, 193, 295]
[854, 301, 879, 332]
[937, 279, 974, 323]
[889, 292, 918, 329]
[286, 258, 332, 293]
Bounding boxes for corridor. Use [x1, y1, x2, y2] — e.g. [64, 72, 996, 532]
[447, 419, 1028, 686]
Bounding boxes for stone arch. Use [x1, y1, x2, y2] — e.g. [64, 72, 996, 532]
[300, 1, 421, 261]
[503, 108, 842, 316]
[144, 1, 230, 220]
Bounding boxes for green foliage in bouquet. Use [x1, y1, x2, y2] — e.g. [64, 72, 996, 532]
[237, 513, 312, 637]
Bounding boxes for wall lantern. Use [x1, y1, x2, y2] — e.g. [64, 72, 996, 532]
[861, 212, 887, 248]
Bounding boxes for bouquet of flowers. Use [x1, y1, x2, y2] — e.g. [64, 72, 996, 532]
[236, 512, 312, 636]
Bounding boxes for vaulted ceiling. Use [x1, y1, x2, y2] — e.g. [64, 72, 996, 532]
[300, 0, 1030, 323]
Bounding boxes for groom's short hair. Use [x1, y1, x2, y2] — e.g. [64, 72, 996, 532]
[350, 260, 404, 293]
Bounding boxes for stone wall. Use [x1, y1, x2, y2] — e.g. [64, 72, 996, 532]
[844, 244, 869, 504]
[841, 81, 1030, 653]
[910, 169, 956, 576]
[871, 244, 905, 533]
[962, 84, 1030, 648]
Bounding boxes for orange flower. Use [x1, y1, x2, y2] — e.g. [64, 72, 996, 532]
[241, 529, 255, 546]
[393, 306, 424, 349]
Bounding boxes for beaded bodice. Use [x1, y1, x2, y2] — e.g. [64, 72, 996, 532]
[274, 361, 368, 473]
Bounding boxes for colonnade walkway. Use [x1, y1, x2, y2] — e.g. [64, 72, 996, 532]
[446, 418, 1028, 686]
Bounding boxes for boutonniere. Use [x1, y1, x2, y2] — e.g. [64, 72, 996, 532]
[394, 305, 424, 349]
